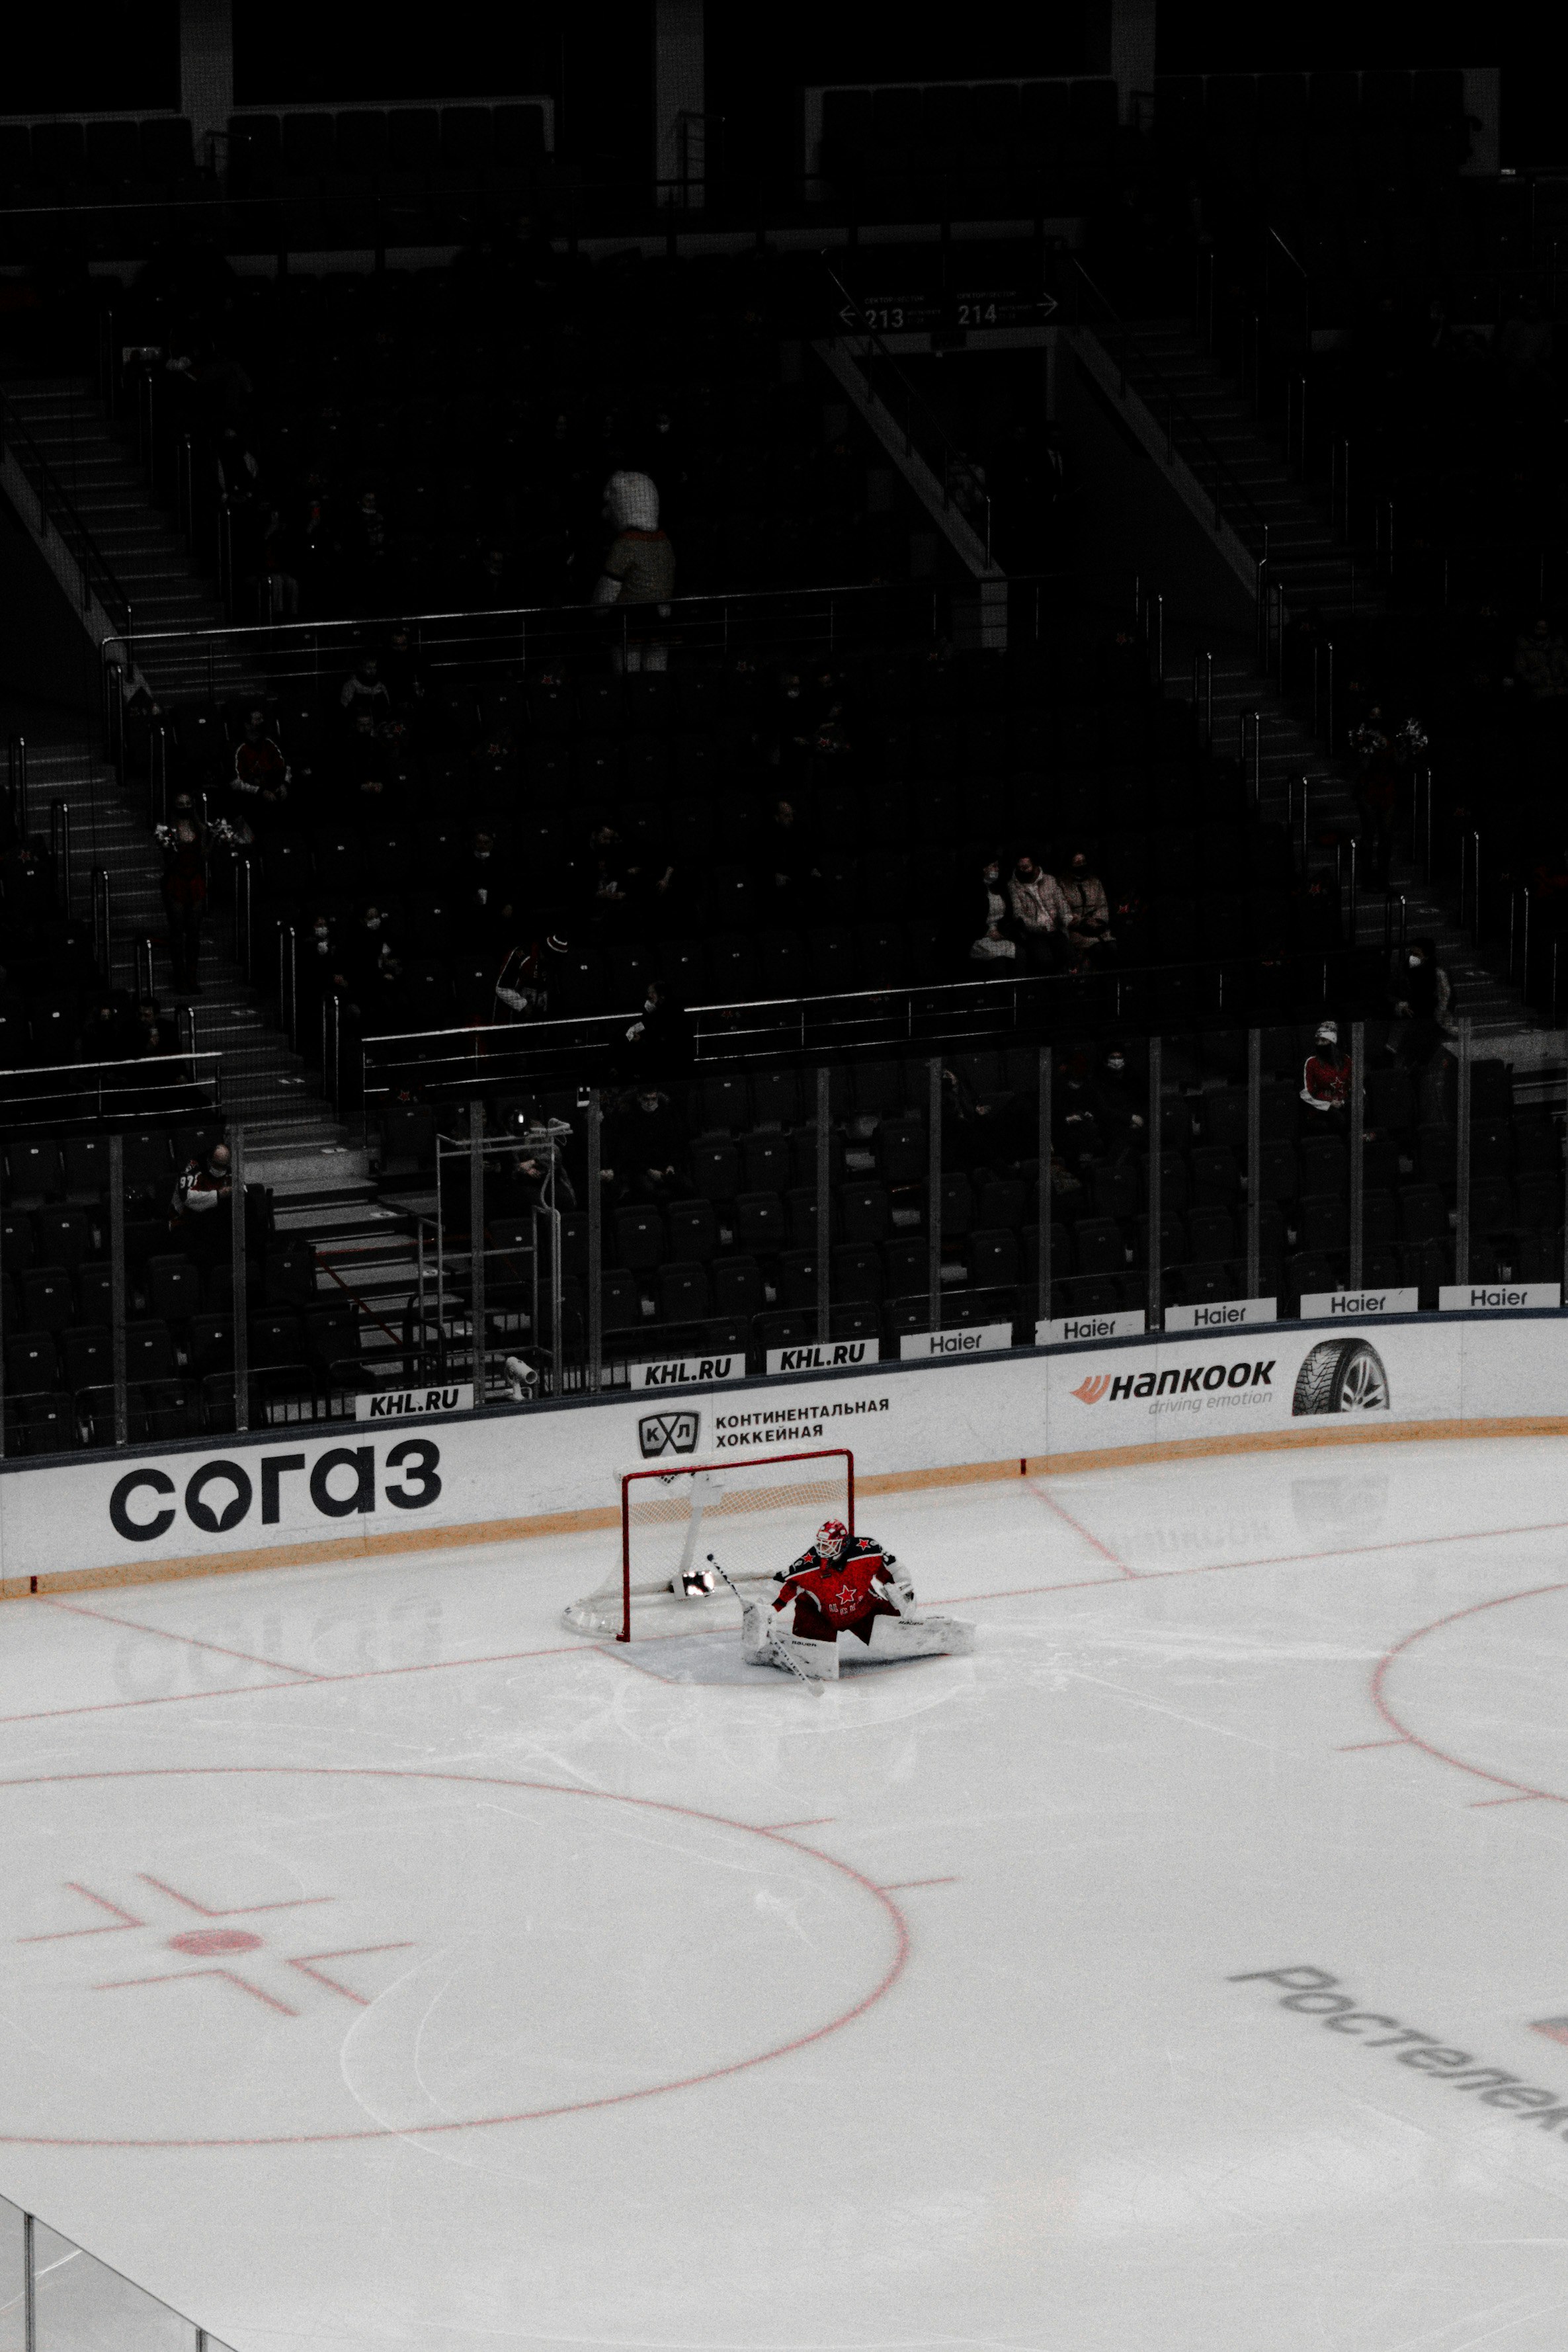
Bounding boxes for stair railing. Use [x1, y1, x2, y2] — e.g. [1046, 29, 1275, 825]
[278, 923, 298, 1048]
[1285, 372, 1307, 478]
[1191, 650, 1214, 746]
[1331, 439, 1350, 540]
[6, 735, 26, 839]
[91, 867, 112, 985]
[821, 259, 995, 568]
[1068, 259, 1272, 566]
[235, 853, 254, 979]
[1141, 589, 1163, 687]
[49, 800, 73, 917]
[0, 382, 133, 640]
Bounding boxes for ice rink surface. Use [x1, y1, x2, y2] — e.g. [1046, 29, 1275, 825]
[6, 1435, 1568, 2351]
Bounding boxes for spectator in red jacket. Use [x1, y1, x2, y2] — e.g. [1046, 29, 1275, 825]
[1300, 1021, 1352, 1120]
[229, 704, 290, 833]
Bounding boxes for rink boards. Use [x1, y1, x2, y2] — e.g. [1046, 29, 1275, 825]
[3, 1306, 1568, 1595]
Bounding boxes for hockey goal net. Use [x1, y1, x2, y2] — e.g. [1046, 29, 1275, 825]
[563, 1448, 854, 1641]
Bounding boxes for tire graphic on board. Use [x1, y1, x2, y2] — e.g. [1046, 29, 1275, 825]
[1292, 1337, 1390, 1415]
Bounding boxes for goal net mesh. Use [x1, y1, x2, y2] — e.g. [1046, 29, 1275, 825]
[564, 1449, 854, 1640]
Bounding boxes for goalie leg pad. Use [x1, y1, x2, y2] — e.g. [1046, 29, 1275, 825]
[852, 1614, 975, 1665]
[740, 1601, 773, 1665]
[770, 1629, 840, 1681]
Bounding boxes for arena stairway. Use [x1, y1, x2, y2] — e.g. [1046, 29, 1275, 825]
[1165, 651, 1529, 1039]
[0, 374, 249, 700]
[1107, 321, 1363, 621]
[1072, 319, 1534, 1042]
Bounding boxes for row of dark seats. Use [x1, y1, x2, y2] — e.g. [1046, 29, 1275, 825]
[1, 1232, 318, 1323]
[3, 1126, 224, 1212]
[0, 116, 199, 193]
[4, 1297, 357, 1400]
[1154, 67, 1468, 131]
[227, 105, 550, 192]
[376, 1036, 1514, 1185]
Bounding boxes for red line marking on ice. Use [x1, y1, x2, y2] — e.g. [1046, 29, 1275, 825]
[1371, 1581, 1568, 1802]
[95, 1965, 300, 2017]
[948, 1513, 1568, 1609]
[766, 1818, 835, 1829]
[1337, 1737, 1411, 1751]
[37, 1595, 318, 1679]
[0, 1765, 910, 2151]
[877, 1877, 957, 1890]
[284, 1943, 415, 2004]
[138, 1874, 334, 1919]
[0, 1639, 585, 1730]
[1026, 1482, 1136, 1575]
[17, 1883, 145, 1941]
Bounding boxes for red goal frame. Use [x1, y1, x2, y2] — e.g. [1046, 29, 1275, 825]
[616, 1447, 855, 1642]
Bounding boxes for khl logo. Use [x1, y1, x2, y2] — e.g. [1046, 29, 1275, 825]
[638, 1409, 700, 1459]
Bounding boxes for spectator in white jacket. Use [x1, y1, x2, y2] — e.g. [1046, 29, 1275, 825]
[1007, 854, 1072, 970]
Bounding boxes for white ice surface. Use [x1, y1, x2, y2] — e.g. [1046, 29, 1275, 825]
[5, 1438, 1568, 2350]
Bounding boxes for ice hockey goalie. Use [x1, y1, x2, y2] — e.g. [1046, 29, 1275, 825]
[741, 1519, 974, 1681]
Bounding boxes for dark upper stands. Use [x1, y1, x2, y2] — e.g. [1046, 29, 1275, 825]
[113, 250, 905, 618]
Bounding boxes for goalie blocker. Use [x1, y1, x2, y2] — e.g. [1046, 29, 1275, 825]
[737, 1519, 974, 1681]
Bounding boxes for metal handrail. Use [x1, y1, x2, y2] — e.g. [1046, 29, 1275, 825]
[0, 1048, 222, 1128]
[361, 944, 1381, 1104]
[99, 574, 929, 659]
[0, 381, 134, 636]
[1068, 259, 1272, 560]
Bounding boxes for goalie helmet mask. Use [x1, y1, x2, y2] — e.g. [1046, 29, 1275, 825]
[816, 1519, 848, 1562]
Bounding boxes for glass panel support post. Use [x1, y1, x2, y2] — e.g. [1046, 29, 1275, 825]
[927, 1058, 942, 1333]
[816, 1066, 831, 1345]
[1348, 1019, 1365, 1288]
[469, 1100, 487, 1396]
[1246, 1027, 1262, 1298]
[1037, 1044, 1052, 1329]
[587, 1089, 602, 1391]
[230, 1125, 248, 1433]
[1147, 1036, 1163, 1327]
[109, 1131, 128, 1445]
[1454, 1019, 1471, 1288]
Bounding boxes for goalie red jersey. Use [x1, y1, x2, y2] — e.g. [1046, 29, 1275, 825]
[774, 1525, 898, 1637]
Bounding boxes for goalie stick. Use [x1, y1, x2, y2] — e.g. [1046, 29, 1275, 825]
[705, 1551, 824, 1698]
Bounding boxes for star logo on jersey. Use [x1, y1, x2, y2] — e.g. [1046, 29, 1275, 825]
[1071, 1375, 1112, 1405]
[638, 1409, 700, 1458]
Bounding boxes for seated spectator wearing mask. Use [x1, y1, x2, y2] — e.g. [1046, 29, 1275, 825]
[965, 851, 1018, 968]
[609, 1084, 691, 1206]
[1059, 847, 1114, 959]
[229, 704, 290, 835]
[339, 652, 391, 722]
[1007, 853, 1072, 972]
[591, 471, 675, 673]
[1391, 938, 1454, 1080]
[624, 978, 693, 1074]
[1300, 1021, 1352, 1124]
[1093, 1043, 1145, 1153]
[170, 1140, 233, 1267]
[1052, 1053, 1104, 1175]
[766, 798, 817, 917]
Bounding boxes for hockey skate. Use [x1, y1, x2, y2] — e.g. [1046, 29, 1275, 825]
[848, 1613, 975, 1665]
